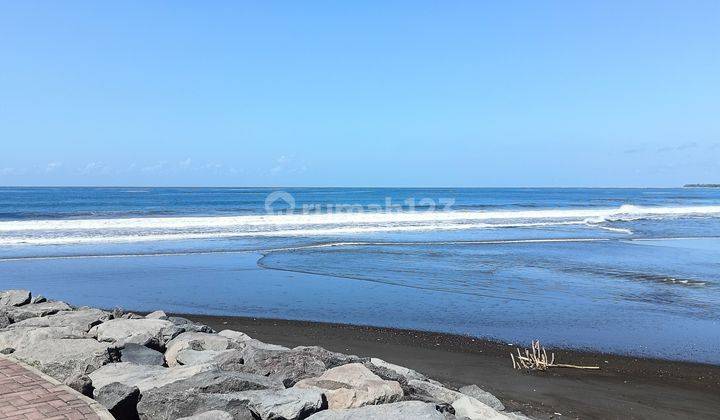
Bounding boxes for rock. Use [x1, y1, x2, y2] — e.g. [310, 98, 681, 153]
[169, 316, 214, 333]
[219, 329, 289, 351]
[0, 326, 87, 351]
[178, 411, 233, 420]
[135, 371, 286, 420]
[459, 384, 505, 411]
[30, 295, 47, 304]
[0, 311, 10, 328]
[369, 358, 427, 381]
[294, 346, 363, 369]
[95, 382, 140, 420]
[138, 387, 322, 420]
[0, 348, 14, 354]
[307, 401, 445, 420]
[222, 346, 326, 387]
[91, 318, 182, 349]
[11, 338, 113, 381]
[123, 313, 144, 319]
[504, 412, 534, 420]
[452, 395, 509, 420]
[0, 290, 31, 307]
[89, 362, 166, 390]
[88, 362, 215, 392]
[4, 301, 72, 322]
[10, 308, 110, 332]
[242, 388, 325, 420]
[137, 391, 254, 420]
[120, 343, 165, 366]
[63, 372, 94, 397]
[218, 329, 252, 342]
[145, 310, 167, 319]
[165, 332, 230, 366]
[295, 362, 403, 409]
[177, 349, 233, 366]
[143, 370, 284, 399]
[408, 379, 465, 405]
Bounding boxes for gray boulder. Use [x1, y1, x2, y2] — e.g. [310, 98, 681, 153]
[408, 379, 465, 405]
[0, 311, 10, 328]
[164, 332, 230, 366]
[0, 326, 87, 351]
[120, 343, 165, 366]
[95, 382, 140, 420]
[137, 391, 255, 420]
[219, 329, 289, 351]
[11, 338, 113, 381]
[459, 384, 505, 411]
[176, 349, 233, 366]
[220, 346, 327, 387]
[168, 316, 214, 333]
[241, 388, 325, 420]
[452, 395, 509, 420]
[0, 290, 31, 307]
[178, 411, 233, 420]
[145, 310, 167, 319]
[307, 401, 445, 420]
[295, 363, 403, 409]
[369, 358, 427, 381]
[135, 371, 286, 420]
[293, 346, 363, 369]
[30, 295, 47, 304]
[89, 362, 215, 392]
[138, 385, 322, 420]
[4, 301, 72, 322]
[10, 308, 110, 331]
[91, 318, 182, 349]
[63, 372, 94, 397]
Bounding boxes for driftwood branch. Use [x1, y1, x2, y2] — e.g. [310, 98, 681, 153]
[510, 340, 599, 371]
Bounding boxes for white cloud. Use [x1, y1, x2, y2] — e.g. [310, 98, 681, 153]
[142, 161, 168, 173]
[45, 161, 63, 173]
[271, 155, 307, 175]
[79, 161, 111, 175]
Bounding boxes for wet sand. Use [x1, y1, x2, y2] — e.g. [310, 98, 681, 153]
[185, 314, 720, 420]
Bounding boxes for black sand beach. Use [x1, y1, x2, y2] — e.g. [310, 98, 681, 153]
[187, 314, 720, 420]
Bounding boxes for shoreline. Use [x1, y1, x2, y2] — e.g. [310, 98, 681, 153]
[184, 313, 720, 419]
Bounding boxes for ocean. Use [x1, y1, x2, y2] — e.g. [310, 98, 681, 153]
[1, 187, 719, 363]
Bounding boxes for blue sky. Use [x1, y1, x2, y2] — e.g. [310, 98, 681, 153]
[1, 1, 718, 187]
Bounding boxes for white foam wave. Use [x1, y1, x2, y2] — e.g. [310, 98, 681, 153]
[0, 204, 718, 246]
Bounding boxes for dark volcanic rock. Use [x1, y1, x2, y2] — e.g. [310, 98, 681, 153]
[293, 346, 364, 369]
[221, 346, 327, 387]
[64, 372, 94, 397]
[120, 343, 165, 366]
[135, 370, 281, 420]
[95, 382, 140, 420]
[168, 316, 215, 333]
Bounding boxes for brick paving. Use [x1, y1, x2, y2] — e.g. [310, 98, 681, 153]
[0, 356, 110, 420]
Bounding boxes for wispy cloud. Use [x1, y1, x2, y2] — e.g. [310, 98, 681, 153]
[270, 155, 307, 175]
[45, 161, 63, 173]
[79, 161, 111, 175]
[142, 161, 168, 173]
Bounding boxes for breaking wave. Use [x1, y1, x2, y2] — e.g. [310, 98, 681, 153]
[0, 204, 718, 246]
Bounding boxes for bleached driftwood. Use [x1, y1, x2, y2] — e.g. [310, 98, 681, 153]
[511, 340, 599, 371]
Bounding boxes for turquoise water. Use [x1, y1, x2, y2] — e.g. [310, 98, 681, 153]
[1, 187, 719, 363]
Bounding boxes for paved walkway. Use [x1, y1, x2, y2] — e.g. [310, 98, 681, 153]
[0, 356, 112, 420]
